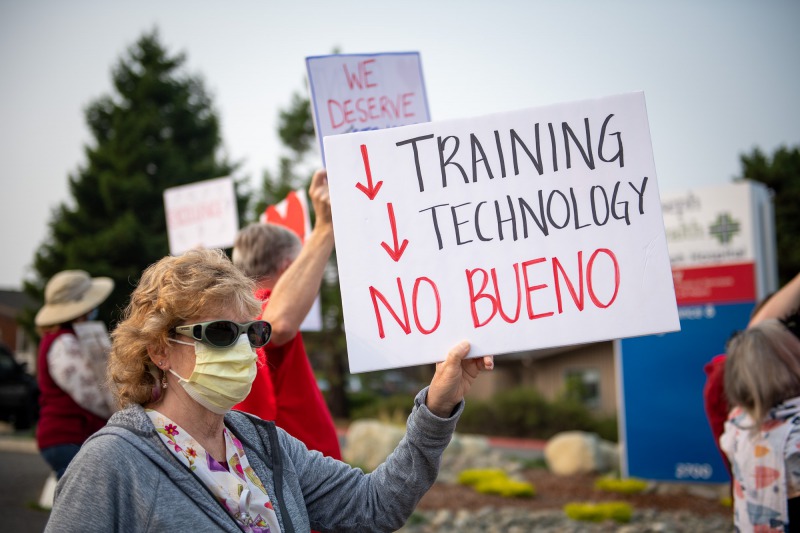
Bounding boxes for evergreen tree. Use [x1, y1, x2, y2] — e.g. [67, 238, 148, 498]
[24, 30, 246, 330]
[737, 145, 800, 285]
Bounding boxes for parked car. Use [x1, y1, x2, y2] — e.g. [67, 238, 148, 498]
[0, 343, 39, 430]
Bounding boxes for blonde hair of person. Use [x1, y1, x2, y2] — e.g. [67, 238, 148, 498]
[108, 248, 260, 408]
[725, 318, 800, 427]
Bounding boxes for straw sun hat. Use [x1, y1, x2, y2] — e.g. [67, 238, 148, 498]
[35, 270, 114, 327]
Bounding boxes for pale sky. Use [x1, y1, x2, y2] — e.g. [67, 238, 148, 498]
[1, 0, 798, 290]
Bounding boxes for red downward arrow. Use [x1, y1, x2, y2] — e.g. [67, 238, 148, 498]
[381, 203, 409, 262]
[355, 144, 383, 200]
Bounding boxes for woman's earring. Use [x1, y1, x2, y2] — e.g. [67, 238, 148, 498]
[161, 370, 168, 389]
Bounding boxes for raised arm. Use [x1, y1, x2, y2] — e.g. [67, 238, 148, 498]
[291, 341, 494, 532]
[262, 169, 334, 345]
[749, 272, 800, 326]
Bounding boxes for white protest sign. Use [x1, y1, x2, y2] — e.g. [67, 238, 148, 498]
[306, 52, 430, 163]
[325, 92, 679, 373]
[259, 189, 322, 331]
[163, 176, 239, 255]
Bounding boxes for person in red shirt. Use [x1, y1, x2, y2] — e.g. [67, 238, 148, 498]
[233, 169, 341, 459]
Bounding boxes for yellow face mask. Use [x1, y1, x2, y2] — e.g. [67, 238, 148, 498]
[169, 335, 257, 414]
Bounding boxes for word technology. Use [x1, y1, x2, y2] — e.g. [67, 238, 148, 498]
[420, 178, 648, 250]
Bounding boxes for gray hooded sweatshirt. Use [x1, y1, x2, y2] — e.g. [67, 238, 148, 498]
[45, 388, 461, 533]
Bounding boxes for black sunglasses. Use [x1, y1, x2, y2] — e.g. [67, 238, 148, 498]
[174, 320, 272, 348]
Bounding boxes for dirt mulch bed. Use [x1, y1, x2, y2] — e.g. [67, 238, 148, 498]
[416, 469, 730, 518]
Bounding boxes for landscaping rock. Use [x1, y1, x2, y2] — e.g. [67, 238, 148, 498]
[343, 421, 524, 481]
[342, 419, 405, 471]
[544, 431, 619, 475]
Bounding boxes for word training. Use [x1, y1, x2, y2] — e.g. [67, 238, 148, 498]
[396, 114, 624, 193]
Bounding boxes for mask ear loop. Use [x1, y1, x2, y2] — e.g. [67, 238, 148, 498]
[147, 362, 163, 401]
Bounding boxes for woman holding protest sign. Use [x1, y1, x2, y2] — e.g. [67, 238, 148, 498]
[45, 248, 493, 532]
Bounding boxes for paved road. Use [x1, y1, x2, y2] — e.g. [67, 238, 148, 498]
[0, 437, 51, 532]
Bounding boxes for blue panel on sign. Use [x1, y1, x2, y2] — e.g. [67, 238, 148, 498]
[619, 302, 754, 483]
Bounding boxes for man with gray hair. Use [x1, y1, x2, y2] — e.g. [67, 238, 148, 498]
[232, 169, 341, 459]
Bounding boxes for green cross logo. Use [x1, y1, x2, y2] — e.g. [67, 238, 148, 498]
[709, 213, 740, 244]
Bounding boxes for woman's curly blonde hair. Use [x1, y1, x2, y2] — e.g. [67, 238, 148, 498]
[109, 248, 261, 408]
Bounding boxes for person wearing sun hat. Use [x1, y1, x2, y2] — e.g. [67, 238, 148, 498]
[35, 269, 116, 480]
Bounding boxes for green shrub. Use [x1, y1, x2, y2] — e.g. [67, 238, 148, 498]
[563, 502, 604, 522]
[591, 415, 619, 443]
[457, 468, 508, 486]
[491, 388, 550, 435]
[474, 478, 535, 498]
[519, 457, 548, 470]
[346, 386, 620, 442]
[405, 512, 427, 526]
[458, 388, 550, 438]
[346, 390, 382, 414]
[349, 394, 414, 423]
[455, 386, 619, 442]
[456, 399, 495, 433]
[563, 501, 633, 523]
[603, 501, 634, 523]
[594, 476, 648, 494]
[457, 468, 535, 498]
[545, 398, 596, 434]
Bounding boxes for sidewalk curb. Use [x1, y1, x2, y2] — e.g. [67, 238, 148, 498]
[0, 437, 38, 454]
[486, 436, 547, 451]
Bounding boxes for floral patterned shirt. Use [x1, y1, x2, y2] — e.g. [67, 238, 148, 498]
[146, 410, 281, 533]
[721, 396, 800, 532]
[48, 333, 113, 418]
